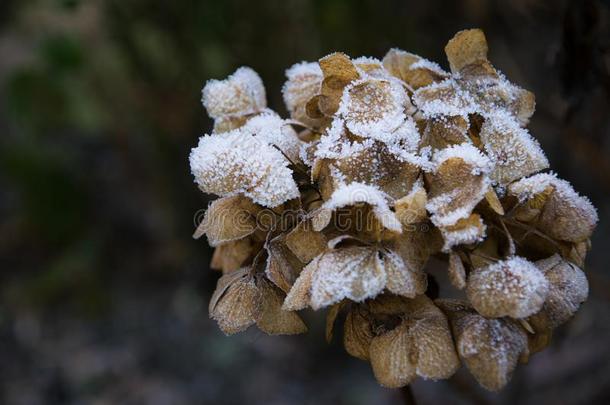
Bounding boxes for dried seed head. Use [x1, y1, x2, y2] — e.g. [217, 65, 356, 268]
[467, 256, 549, 319]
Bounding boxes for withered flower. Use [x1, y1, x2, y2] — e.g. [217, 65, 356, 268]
[190, 28, 598, 392]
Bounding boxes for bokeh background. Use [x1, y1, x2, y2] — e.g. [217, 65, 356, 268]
[1, 0, 609, 404]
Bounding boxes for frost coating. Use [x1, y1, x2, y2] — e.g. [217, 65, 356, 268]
[189, 131, 298, 207]
[467, 257, 549, 319]
[202, 66, 266, 119]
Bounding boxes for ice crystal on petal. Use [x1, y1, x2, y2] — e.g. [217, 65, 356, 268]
[338, 78, 408, 138]
[309, 247, 386, 309]
[189, 131, 298, 207]
[467, 256, 549, 319]
[322, 182, 402, 233]
[480, 111, 548, 185]
[202, 66, 266, 119]
[413, 79, 477, 119]
[242, 112, 302, 162]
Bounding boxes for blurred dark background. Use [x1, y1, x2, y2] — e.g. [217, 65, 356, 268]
[0, 0, 609, 404]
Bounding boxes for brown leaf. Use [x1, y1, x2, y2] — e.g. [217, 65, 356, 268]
[369, 321, 415, 388]
[285, 220, 327, 263]
[448, 251, 466, 289]
[265, 234, 304, 293]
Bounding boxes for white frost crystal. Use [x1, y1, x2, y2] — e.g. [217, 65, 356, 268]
[189, 130, 298, 207]
[202, 66, 266, 119]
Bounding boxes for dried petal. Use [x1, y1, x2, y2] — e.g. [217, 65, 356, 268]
[344, 307, 374, 360]
[448, 251, 467, 289]
[284, 220, 328, 263]
[265, 235, 304, 293]
[509, 173, 598, 242]
[209, 270, 261, 335]
[282, 62, 325, 127]
[256, 278, 308, 335]
[382, 48, 448, 89]
[480, 112, 548, 185]
[369, 321, 415, 387]
[190, 131, 299, 207]
[444, 29, 489, 74]
[426, 144, 491, 228]
[196, 196, 260, 246]
[467, 256, 549, 319]
[529, 255, 589, 330]
[318, 52, 360, 115]
[381, 249, 427, 298]
[202, 66, 266, 119]
[210, 238, 259, 273]
[309, 247, 385, 309]
[437, 299, 529, 391]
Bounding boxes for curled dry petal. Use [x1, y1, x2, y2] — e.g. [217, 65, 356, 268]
[256, 278, 308, 335]
[318, 52, 360, 115]
[369, 296, 459, 387]
[209, 269, 261, 335]
[508, 173, 598, 243]
[265, 234, 304, 293]
[344, 306, 374, 360]
[467, 256, 549, 319]
[426, 144, 491, 228]
[202, 66, 266, 119]
[437, 299, 529, 391]
[529, 255, 589, 330]
[448, 251, 467, 289]
[189, 131, 299, 207]
[195, 195, 260, 246]
[480, 111, 548, 185]
[382, 48, 448, 90]
[210, 238, 259, 273]
[284, 220, 327, 263]
[444, 29, 489, 74]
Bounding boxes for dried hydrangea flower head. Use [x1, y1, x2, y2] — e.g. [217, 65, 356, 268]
[189, 29, 598, 392]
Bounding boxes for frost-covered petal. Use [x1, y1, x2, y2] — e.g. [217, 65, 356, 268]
[480, 111, 548, 185]
[382, 48, 448, 89]
[309, 247, 386, 310]
[202, 66, 266, 119]
[282, 61, 325, 127]
[426, 143, 491, 227]
[242, 112, 303, 162]
[412, 79, 477, 119]
[508, 173, 598, 242]
[189, 131, 299, 207]
[194, 195, 260, 246]
[421, 115, 470, 150]
[439, 213, 487, 251]
[381, 249, 427, 298]
[529, 255, 589, 330]
[467, 256, 549, 319]
[338, 78, 410, 139]
[437, 299, 529, 391]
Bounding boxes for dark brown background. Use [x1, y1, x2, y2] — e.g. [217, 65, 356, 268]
[1, 0, 609, 404]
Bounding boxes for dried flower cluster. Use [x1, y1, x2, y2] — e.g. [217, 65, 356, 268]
[189, 29, 597, 391]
